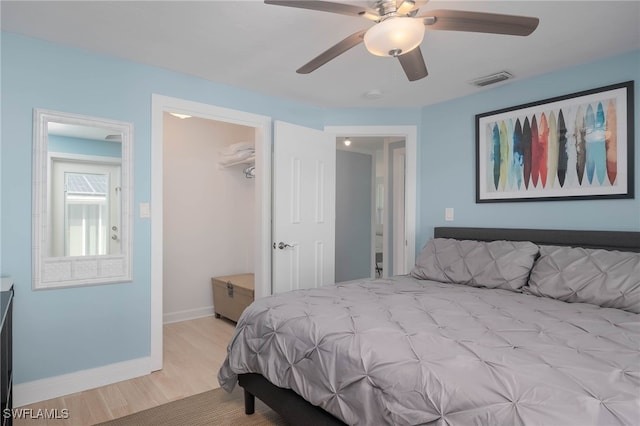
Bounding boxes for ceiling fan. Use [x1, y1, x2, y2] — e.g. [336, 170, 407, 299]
[265, 0, 539, 81]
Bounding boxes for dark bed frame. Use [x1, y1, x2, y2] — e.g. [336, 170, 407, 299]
[238, 227, 640, 425]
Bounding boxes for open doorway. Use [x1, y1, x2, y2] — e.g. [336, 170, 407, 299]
[150, 95, 271, 371]
[327, 124, 417, 282]
[335, 136, 407, 282]
[162, 113, 256, 323]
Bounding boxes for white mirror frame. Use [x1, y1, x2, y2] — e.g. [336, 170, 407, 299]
[32, 108, 133, 289]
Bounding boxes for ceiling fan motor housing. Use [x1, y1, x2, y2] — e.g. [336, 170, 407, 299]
[376, 0, 400, 16]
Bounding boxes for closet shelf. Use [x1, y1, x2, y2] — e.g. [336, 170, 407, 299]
[218, 142, 255, 178]
[219, 158, 255, 168]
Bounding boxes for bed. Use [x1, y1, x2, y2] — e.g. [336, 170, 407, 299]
[218, 227, 640, 425]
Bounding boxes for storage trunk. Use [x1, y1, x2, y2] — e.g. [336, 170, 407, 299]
[212, 273, 254, 322]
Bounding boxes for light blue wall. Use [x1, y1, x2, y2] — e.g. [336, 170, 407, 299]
[1, 32, 426, 385]
[2, 30, 638, 386]
[336, 150, 372, 282]
[0, 32, 327, 384]
[417, 50, 640, 250]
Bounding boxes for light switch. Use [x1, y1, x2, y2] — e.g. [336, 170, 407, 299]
[445, 207, 454, 221]
[140, 202, 151, 218]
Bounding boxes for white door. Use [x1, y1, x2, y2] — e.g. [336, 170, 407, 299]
[272, 121, 335, 294]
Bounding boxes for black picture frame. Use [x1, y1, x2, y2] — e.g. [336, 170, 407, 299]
[475, 81, 634, 203]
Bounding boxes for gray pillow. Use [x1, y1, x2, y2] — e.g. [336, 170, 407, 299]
[527, 245, 640, 313]
[411, 238, 539, 290]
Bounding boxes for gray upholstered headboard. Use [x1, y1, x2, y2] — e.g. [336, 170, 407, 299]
[433, 227, 640, 253]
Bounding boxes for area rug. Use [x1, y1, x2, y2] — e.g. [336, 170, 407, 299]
[96, 386, 287, 426]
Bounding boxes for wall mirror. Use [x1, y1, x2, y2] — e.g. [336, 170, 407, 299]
[33, 108, 133, 289]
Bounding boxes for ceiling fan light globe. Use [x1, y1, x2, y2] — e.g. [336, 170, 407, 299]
[364, 17, 425, 57]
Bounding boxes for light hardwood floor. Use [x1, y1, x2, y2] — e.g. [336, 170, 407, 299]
[15, 316, 237, 426]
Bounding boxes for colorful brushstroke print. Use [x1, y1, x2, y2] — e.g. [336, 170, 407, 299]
[547, 112, 558, 188]
[530, 115, 540, 188]
[512, 119, 524, 190]
[605, 100, 617, 185]
[575, 105, 586, 185]
[557, 110, 568, 187]
[538, 113, 549, 188]
[484, 98, 619, 193]
[522, 117, 532, 189]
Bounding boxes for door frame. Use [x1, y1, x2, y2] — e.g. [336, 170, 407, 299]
[325, 126, 417, 275]
[150, 95, 272, 371]
[392, 147, 406, 274]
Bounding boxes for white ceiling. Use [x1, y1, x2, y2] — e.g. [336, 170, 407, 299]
[1, 1, 639, 108]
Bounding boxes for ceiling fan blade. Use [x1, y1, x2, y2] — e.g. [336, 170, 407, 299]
[265, 1, 379, 21]
[397, 47, 428, 81]
[422, 9, 539, 36]
[297, 30, 367, 74]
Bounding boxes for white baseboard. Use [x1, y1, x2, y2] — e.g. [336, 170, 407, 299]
[13, 356, 151, 407]
[163, 305, 214, 324]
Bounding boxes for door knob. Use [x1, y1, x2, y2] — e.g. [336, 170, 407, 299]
[277, 242, 292, 250]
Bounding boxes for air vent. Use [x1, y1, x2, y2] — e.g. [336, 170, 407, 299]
[470, 71, 513, 87]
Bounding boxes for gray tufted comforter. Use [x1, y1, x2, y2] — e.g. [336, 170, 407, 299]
[218, 276, 640, 425]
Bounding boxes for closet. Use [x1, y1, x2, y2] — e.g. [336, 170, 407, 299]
[163, 112, 256, 323]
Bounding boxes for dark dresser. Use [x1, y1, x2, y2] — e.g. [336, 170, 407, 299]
[1, 284, 13, 426]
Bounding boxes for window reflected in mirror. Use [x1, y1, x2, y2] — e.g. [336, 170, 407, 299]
[33, 109, 132, 289]
[56, 167, 120, 256]
[48, 125, 123, 257]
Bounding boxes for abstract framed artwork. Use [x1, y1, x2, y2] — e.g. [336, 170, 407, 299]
[476, 81, 634, 203]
